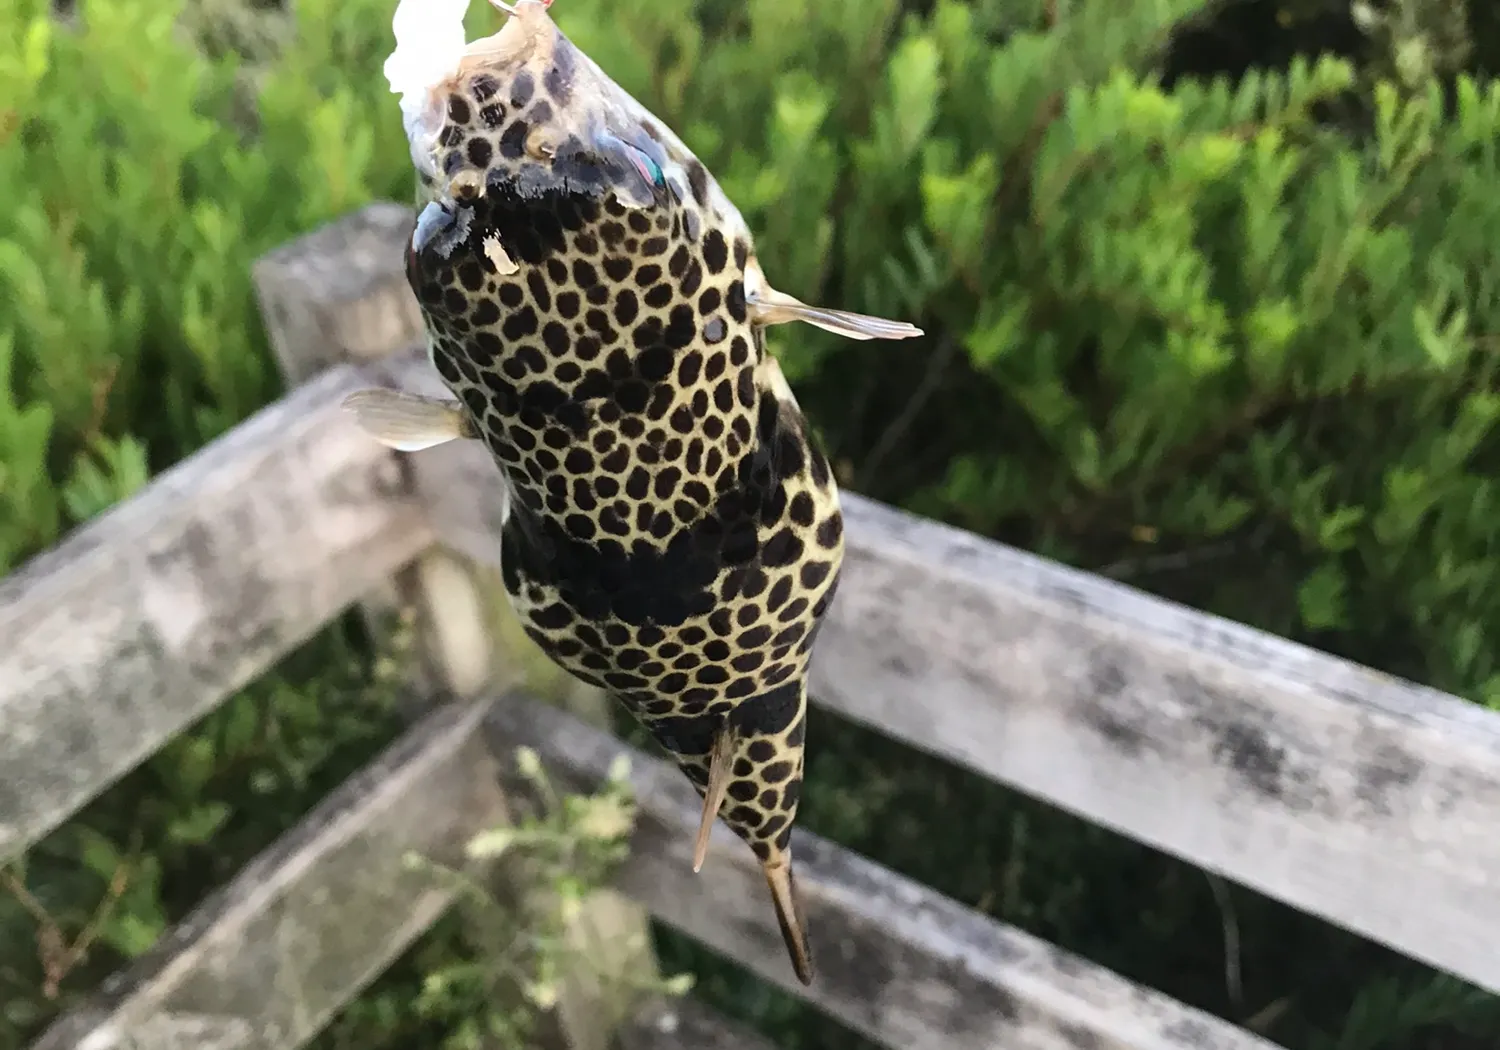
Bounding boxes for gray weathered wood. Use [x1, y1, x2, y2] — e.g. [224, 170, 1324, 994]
[251, 200, 424, 384]
[0, 365, 433, 861]
[810, 496, 1500, 995]
[487, 694, 1282, 1050]
[618, 997, 783, 1050]
[29, 697, 508, 1050]
[254, 202, 499, 704]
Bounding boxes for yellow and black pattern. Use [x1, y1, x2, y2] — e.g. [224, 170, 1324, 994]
[400, 12, 843, 983]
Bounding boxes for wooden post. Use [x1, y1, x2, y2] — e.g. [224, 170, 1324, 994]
[251, 202, 660, 1050]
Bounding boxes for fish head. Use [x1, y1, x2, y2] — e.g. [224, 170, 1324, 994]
[403, 1, 747, 278]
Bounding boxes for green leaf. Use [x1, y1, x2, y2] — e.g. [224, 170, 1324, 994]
[921, 151, 999, 272]
[61, 434, 150, 524]
[167, 802, 232, 846]
[885, 33, 942, 160]
[1298, 562, 1348, 630]
[1317, 506, 1366, 553]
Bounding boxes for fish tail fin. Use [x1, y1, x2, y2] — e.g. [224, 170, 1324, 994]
[763, 850, 814, 986]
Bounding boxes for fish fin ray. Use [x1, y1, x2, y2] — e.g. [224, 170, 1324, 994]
[749, 287, 923, 342]
[341, 388, 476, 451]
[691, 724, 739, 874]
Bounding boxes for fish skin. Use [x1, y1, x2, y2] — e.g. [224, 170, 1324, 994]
[354, 0, 921, 986]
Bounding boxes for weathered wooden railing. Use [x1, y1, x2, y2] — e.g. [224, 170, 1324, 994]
[5, 202, 1500, 1050]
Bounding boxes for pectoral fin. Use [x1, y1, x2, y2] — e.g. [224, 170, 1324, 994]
[692, 723, 740, 873]
[747, 285, 923, 342]
[341, 388, 478, 451]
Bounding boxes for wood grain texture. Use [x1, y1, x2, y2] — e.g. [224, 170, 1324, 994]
[0, 365, 432, 861]
[486, 694, 1282, 1050]
[28, 698, 507, 1050]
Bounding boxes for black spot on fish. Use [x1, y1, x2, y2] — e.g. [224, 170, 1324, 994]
[685, 160, 710, 206]
[499, 120, 528, 159]
[703, 230, 728, 273]
[467, 137, 493, 167]
[510, 69, 535, 107]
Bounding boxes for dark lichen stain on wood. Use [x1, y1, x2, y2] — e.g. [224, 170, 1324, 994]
[881, 650, 915, 678]
[923, 953, 1023, 1037]
[1214, 719, 1287, 799]
[1180, 672, 1328, 813]
[1163, 1016, 1219, 1047]
[812, 909, 901, 1016]
[1353, 742, 1422, 817]
[1044, 580, 1093, 614]
[1057, 1020, 1104, 1050]
[1047, 941, 1088, 979]
[1077, 645, 1154, 757]
[969, 978, 1023, 1029]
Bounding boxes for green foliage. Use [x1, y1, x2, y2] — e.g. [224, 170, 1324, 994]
[5, 0, 1500, 1049]
[0, 0, 412, 573]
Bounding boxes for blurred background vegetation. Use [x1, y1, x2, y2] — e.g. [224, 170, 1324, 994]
[4, 0, 1500, 1047]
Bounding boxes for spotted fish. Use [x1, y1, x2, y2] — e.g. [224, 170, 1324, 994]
[346, 0, 923, 985]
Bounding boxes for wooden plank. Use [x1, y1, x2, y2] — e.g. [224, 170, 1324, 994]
[251, 200, 424, 385]
[486, 694, 1283, 1050]
[28, 697, 508, 1050]
[618, 997, 784, 1050]
[254, 202, 498, 708]
[0, 365, 433, 862]
[811, 495, 1500, 995]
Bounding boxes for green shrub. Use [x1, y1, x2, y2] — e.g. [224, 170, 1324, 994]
[4, 0, 1500, 1048]
[0, 2, 429, 1042]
